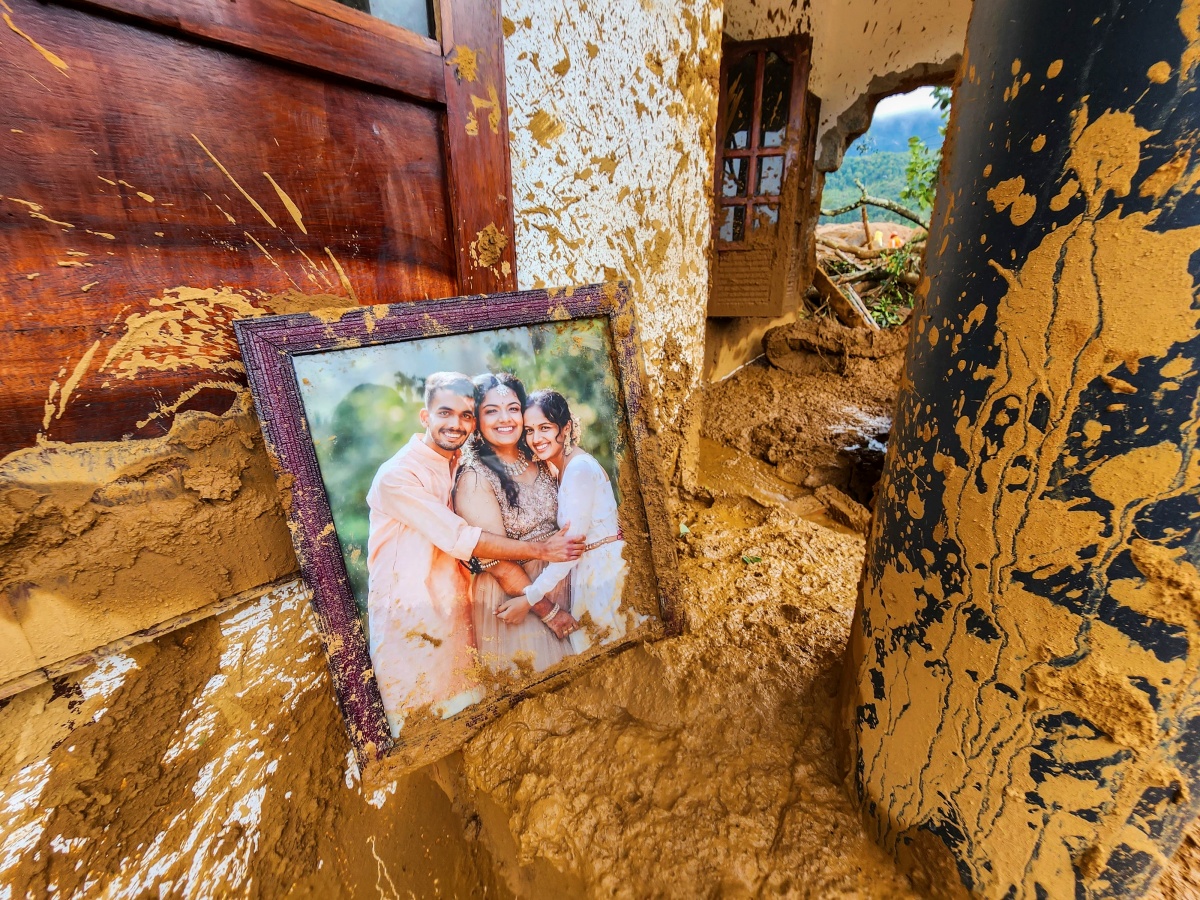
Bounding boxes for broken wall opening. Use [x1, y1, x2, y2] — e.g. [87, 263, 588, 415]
[705, 0, 970, 381]
[813, 84, 951, 330]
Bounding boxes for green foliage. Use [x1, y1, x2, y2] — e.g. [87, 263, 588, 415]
[308, 321, 623, 616]
[821, 87, 953, 225]
[824, 257, 858, 277]
[871, 247, 913, 326]
[932, 85, 952, 114]
[899, 86, 951, 214]
[899, 135, 939, 212]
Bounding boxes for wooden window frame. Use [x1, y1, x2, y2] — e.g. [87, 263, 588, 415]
[55, 0, 517, 293]
[707, 33, 815, 319]
[713, 36, 809, 252]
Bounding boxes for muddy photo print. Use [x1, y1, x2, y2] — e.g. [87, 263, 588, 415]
[235, 285, 678, 774]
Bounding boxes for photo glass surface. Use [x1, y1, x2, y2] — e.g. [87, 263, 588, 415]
[291, 317, 660, 737]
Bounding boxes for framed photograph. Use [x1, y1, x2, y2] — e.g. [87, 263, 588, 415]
[234, 283, 679, 774]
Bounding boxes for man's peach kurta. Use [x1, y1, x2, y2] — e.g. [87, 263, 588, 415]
[366, 434, 482, 735]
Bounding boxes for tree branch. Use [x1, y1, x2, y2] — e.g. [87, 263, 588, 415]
[820, 180, 931, 229]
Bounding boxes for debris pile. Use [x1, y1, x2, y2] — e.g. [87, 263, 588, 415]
[700, 313, 907, 533]
[810, 221, 925, 329]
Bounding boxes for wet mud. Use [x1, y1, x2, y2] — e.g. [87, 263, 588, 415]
[704, 321, 904, 499]
[440, 328, 927, 897]
[3, 312, 1199, 895]
[0, 337, 924, 898]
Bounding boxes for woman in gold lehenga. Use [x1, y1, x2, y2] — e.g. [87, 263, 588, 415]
[453, 373, 578, 675]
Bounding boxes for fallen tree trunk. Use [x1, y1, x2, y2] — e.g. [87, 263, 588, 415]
[812, 265, 878, 331]
[819, 195, 930, 230]
[816, 235, 927, 260]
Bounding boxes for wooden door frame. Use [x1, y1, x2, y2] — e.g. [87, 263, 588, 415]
[53, 0, 517, 294]
[708, 31, 815, 318]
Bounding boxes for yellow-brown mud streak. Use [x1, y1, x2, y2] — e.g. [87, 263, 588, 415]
[986, 175, 1038, 225]
[1150, 815, 1200, 899]
[5, 287, 348, 683]
[450, 44, 479, 83]
[0, 587, 509, 897]
[855, 101, 1200, 892]
[39, 286, 347, 442]
[470, 221, 510, 271]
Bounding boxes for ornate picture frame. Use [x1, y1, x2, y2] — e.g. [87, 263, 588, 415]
[234, 283, 680, 775]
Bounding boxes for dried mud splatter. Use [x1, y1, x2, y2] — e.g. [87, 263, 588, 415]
[502, 0, 723, 496]
[846, 26, 1200, 897]
[0, 392, 296, 682]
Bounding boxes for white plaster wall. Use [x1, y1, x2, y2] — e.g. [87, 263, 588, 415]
[502, 0, 723, 489]
[501, 0, 970, 478]
[725, 0, 972, 167]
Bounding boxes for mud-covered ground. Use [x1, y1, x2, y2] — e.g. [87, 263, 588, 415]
[5, 312, 1199, 897]
[442, 318, 930, 897]
[0, 320, 923, 900]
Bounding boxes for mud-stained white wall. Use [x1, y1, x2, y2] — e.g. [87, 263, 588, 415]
[0, 4, 726, 895]
[502, 0, 723, 492]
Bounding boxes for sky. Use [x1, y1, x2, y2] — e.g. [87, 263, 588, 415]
[872, 86, 938, 119]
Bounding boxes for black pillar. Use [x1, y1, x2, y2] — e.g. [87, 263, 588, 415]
[843, 1, 1200, 895]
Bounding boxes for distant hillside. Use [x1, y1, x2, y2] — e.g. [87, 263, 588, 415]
[819, 105, 945, 226]
[821, 152, 910, 225]
[854, 108, 943, 152]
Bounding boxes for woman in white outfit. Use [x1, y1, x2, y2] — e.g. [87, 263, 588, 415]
[520, 390, 628, 653]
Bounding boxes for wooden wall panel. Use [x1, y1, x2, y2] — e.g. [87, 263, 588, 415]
[0, 0, 459, 454]
[64, 0, 447, 103]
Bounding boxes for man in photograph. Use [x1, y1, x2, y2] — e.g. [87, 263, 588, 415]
[365, 371, 584, 736]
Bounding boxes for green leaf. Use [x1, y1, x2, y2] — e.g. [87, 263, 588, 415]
[742, 555, 762, 564]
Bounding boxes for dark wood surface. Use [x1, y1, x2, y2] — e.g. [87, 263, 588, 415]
[59, 0, 446, 103]
[438, 0, 519, 294]
[1, 0, 465, 455]
[708, 34, 815, 317]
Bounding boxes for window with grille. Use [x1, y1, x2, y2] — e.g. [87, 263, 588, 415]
[709, 34, 816, 317]
[715, 44, 798, 244]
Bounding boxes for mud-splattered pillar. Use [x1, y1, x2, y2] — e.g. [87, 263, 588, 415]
[842, 1, 1200, 895]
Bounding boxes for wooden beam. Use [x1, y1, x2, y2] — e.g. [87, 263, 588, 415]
[56, 0, 447, 103]
[813, 265, 879, 331]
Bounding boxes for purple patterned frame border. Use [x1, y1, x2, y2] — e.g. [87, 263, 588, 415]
[234, 283, 680, 770]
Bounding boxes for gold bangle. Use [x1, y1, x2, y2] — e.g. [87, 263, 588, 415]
[540, 603, 561, 624]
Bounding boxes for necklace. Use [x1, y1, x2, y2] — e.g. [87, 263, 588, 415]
[501, 455, 530, 478]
